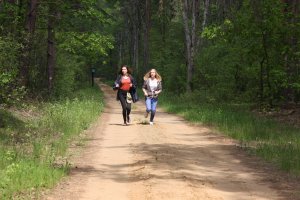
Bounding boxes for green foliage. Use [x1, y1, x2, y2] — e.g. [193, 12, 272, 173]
[59, 32, 114, 64]
[0, 36, 25, 106]
[47, 0, 116, 96]
[57, 0, 115, 63]
[192, 0, 300, 104]
[149, 17, 186, 93]
[0, 2, 24, 35]
[0, 160, 66, 199]
[201, 24, 222, 40]
[39, 87, 104, 155]
[53, 51, 86, 97]
[0, 0, 117, 98]
[0, 87, 104, 199]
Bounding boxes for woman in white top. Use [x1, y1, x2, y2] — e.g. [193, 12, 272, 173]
[142, 69, 162, 125]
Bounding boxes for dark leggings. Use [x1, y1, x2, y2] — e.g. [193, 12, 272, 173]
[118, 90, 131, 123]
[150, 111, 155, 122]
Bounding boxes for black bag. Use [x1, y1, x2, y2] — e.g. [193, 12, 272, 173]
[129, 87, 139, 103]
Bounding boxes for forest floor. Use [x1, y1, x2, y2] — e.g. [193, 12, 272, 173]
[43, 81, 300, 200]
[253, 104, 300, 129]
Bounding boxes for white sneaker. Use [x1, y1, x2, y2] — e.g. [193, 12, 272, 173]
[149, 122, 154, 125]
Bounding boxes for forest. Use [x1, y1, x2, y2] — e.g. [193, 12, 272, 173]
[0, 0, 299, 199]
[1, 0, 299, 105]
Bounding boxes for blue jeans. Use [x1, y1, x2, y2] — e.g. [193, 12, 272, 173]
[145, 97, 158, 122]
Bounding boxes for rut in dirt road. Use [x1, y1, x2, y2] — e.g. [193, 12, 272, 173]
[44, 82, 297, 200]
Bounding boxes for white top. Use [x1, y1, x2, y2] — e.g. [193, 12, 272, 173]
[149, 78, 158, 92]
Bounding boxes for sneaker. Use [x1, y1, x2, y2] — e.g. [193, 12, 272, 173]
[149, 122, 154, 125]
[122, 123, 127, 126]
[144, 112, 149, 118]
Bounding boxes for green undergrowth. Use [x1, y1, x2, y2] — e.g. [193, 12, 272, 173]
[0, 86, 104, 199]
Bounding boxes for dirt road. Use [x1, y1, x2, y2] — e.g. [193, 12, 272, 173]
[44, 83, 299, 200]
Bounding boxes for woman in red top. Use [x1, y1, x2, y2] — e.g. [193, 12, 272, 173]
[113, 65, 137, 125]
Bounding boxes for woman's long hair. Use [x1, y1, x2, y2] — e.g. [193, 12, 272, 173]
[143, 69, 162, 81]
[118, 65, 132, 75]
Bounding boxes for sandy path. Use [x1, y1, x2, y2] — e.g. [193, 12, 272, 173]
[44, 82, 298, 200]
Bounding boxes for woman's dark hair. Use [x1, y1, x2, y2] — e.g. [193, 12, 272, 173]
[118, 65, 132, 75]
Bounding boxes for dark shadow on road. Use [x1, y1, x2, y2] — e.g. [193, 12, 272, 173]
[72, 141, 300, 200]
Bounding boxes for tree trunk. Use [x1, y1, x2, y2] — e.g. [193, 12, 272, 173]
[143, 0, 151, 72]
[120, 0, 142, 76]
[133, 24, 139, 76]
[197, 0, 210, 48]
[182, 0, 192, 92]
[47, 2, 56, 93]
[281, 0, 299, 102]
[182, 0, 199, 92]
[118, 32, 123, 69]
[202, 0, 209, 32]
[259, 57, 265, 103]
[20, 0, 38, 87]
[262, 31, 272, 106]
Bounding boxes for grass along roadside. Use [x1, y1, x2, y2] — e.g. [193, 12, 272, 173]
[160, 92, 300, 175]
[0, 86, 104, 199]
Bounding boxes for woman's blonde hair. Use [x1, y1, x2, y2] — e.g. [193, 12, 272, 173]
[143, 69, 162, 81]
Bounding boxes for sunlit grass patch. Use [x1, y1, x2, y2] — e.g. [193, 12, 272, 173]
[0, 159, 66, 199]
[0, 86, 104, 199]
